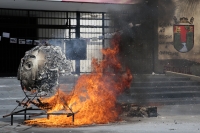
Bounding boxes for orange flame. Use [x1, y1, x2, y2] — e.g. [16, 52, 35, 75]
[25, 34, 133, 127]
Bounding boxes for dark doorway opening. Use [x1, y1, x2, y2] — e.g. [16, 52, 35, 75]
[0, 16, 37, 77]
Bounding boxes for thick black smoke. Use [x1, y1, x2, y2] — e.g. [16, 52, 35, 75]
[109, 0, 176, 73]
[109, 0, 176, 105]
[111, 0, 200, 105]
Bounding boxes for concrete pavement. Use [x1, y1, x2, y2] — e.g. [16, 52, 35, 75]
[0, 77, 200, 133]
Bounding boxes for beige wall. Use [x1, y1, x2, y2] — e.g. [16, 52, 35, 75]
[156, 0, 200, 75]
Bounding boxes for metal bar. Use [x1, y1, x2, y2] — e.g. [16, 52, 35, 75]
[37, 98, 43, 104]
[12, 113, 45, 115]
[11, 115, 13, 126]
[46, 112, 75, 123]
[23, 99, 30, 108]
[11, 100, 25, 113]
[25, 108, 42, 110]
[72, 114, 74, 123]
[75, 60, 80, 75]
[3, 107, 32, 118]
[24, 110, 26, 120]
[69, 18, 71, 39]
[47, 113, 73, 115]
[29, 112, 45, 118]
[75, 11, 80, 75]
[102, 12, 105, 49]
[76, 11, 80, 38]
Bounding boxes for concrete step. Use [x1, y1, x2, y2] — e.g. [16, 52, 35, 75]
[130, 91, 200, 99]
[117, 96, 200, 106]
[134, 77, 191, 82]
[131, 81, 200, 87]
[129, 74, 200, 105]
[130, 86, 200, 93]
[0, 77, 20, 85]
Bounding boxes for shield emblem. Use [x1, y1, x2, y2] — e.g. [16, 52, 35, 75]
[173, 25, 194, 53]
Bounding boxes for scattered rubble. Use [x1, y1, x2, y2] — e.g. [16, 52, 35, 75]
[120, 103, 157, 117]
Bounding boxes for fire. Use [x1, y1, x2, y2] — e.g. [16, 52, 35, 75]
[25, 34, 133, 127]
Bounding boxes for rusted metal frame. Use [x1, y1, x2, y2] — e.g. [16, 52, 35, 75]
[46, 112, 75, 123]
[3, 107, 32, 125]
[3, 107, 44, 126]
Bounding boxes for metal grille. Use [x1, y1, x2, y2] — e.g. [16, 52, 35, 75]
[0, 9, 113, 76]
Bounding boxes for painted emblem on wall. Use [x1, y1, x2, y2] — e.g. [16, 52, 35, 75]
[173, 17, 194, 53]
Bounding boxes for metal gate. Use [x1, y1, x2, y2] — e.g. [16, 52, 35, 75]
[0, 9, 113, 76]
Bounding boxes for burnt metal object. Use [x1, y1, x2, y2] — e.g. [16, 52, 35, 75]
[120, 103, 157, 117]
[147, 107, 157, 117]
[3, 107, 42, 125]
[17, 45, 71, 96]
[3, 97, 76, 125]
[2, 45, 76, 125]
[47, 112, 75, 122]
